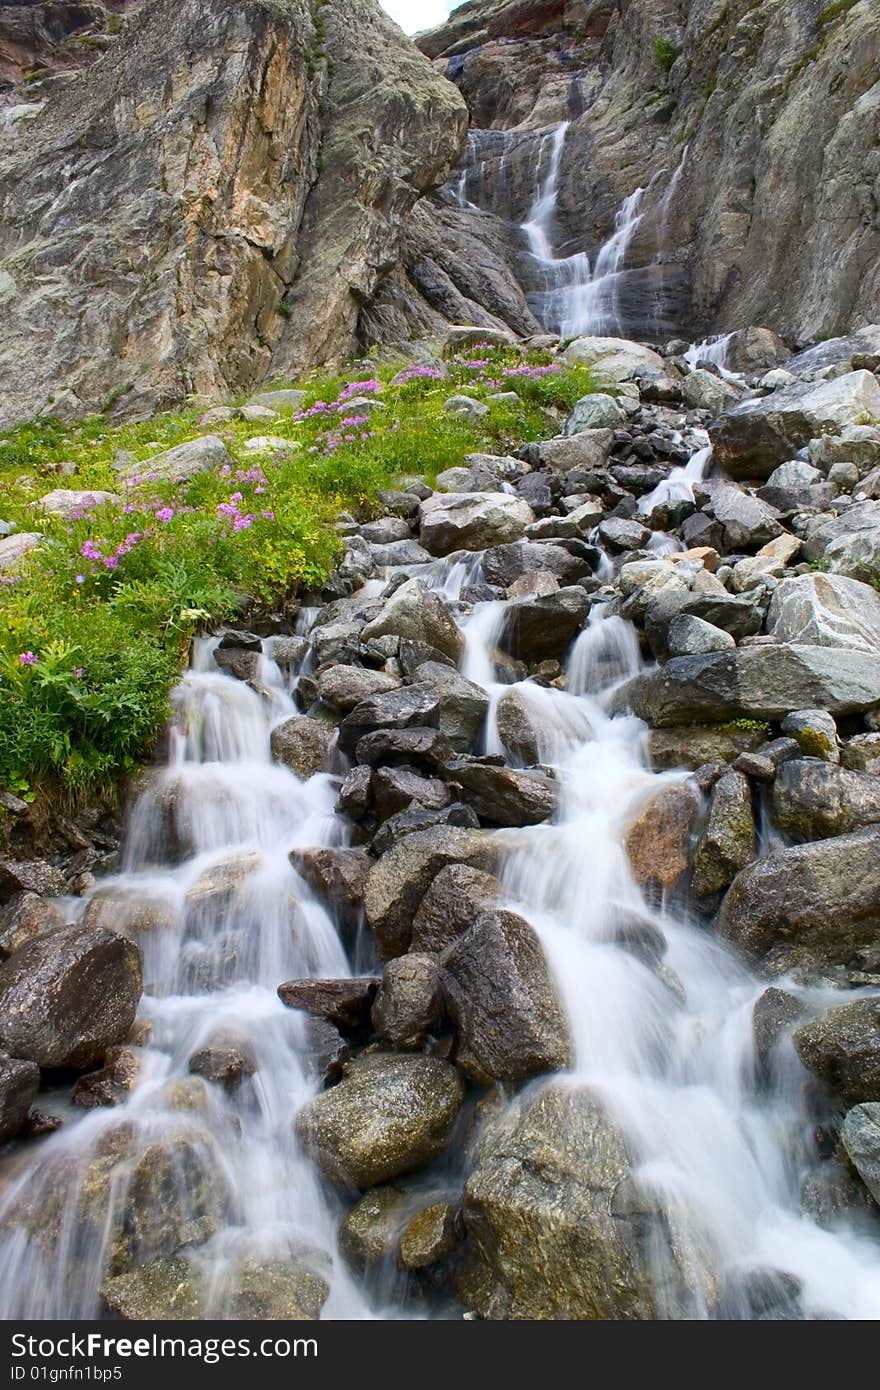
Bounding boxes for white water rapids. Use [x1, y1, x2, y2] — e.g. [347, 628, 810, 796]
[1, 537, 879, 1318]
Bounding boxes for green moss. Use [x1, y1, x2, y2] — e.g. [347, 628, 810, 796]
[794, 727, 836, 761]
[818, 0, 859, 27]
[651, 37, 679, 73]
[713, 719, 771, 737]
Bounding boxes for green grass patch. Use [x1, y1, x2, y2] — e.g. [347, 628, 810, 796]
[0, 347, 595, 800]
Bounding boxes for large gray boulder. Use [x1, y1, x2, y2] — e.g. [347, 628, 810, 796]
[481, 540, 591, 589]
[502, 586, 589, 663]
[840, 1103, 880, 1204]
[710, 371, 880, 479]
[710, 483, 783, 550]
[337, 684, 440, 757]
[295, 1053, 465, 1188]
[410, 863, 503, 954]
[440, 909, 572, 1084]
[802, 501, 880, 580]
[767, 573, 880, 653]
[0, 925, 142, 1069]
[564, 393, 625, 432]
[717, 827, 880, 971]
[772, 760, 880, 841]
[316, 665, 401, 712]
[118, 436, 231, 483]
[443, 761, 556, 827]
[414, 661, 489, 753]
[270, 715, 335, 779]
[359, 578, 463, 662]
[458, 1085, 663, 1319]
[534, 430, 614, 473]
[419, 491, 534, 555]
[562, 336, 667, 383]
[617, 646, 880, 726]
[793, 999, 880, 1104]
[363, 826, 496, 958]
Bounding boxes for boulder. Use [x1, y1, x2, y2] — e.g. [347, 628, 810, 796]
[370, 800, 480, 858]
[74, 1046, 144, 1107]
[562, 336, 667, 384]
[617, 646, 880, 726]
[372, 766, 452, 818]
[535, 430, 614, 473]
[717, 827, 880, 970]
[710, 483, 783, 550]
[767, 574, 880, 653]
[624, 782, 700, 893]
[444, 325, 515, 352]
[419, 491, 534, 555]
[248, 389, 307, 411]
[802, 501, 880, 579]
[413, 662, 489, 753]
[443, 760, 556, 827]
[337, 684, 440, 757]
[752, 988, 805, 1078]
[598, 517, 651, 552]
[278, 978, 379, 1034]
[440, 909, 572, 1084]
[725, 327, 791, 374]
[270, 716, 335, 779]
[289, 847, 371, 935]
[364, 826, 496, 958]
[793, 999, 880, 1104]
[338, 1185, 409, 1271]
[316, 665, 401, 711]
[410, 863, 503, 954]
[644, 591, 764, 660]
[0, 925, 141, 1069]
[0, 892, 67, 957]
[371, 955, 442, 1049]
[0, 1053, 39, 1141]
[842, 733, 880, 773]
[772, 761, 880, 841]
[360, 579, 463, 662]
[458, 1086, 660, 1319]
[37, 489, 120, 519]
[0, 532, 41, 573]
[785, 328, 880, 379]
[118, 435, 232, 483]
[757, 460, 833, 512]
[495, 688, 544, 765]
[355, 727, 454, 770]
[295, 1053, 465, 1188]
[691, 770, 755, 897]
[667, 614, 736, 657]
[710, 372, 880, 480]
[398, 1201, 460, 1271]
[780, 709, 840, 762]
[502, 587, 589, 663]
[102, 1254, 328, 1320]
[840, 1103, 880, 1204]
[481, 540, 590, 589]
[564, 393, 625, 432]
[647, 725, 767, 772]
[0, 858, 67, 898]
[682, 369, 741, 414]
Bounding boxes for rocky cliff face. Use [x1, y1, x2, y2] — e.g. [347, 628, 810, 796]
[0, 2, 143, 107]
[388, 0, 879, 347]
[0, 0, 466, 428]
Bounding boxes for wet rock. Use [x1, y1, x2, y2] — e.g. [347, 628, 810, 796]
[360, 578, 463, 662]
[780, 709, 840, 762]
[371, 955, 443, 1049]
[598, 517, 651, 552]
[440, 909, 572, 1085]
[801, 1167, 875, 1228]
[564, 393, 625, 432]
[0, 858, 67, 899]
[82, 888, 176, 941]
[624, 783, 700, 893]
[667, 614, 736, 657]
[370, 802, 480, 857]
[338, 684, 440, 757]
[316, 665, 401, 711]
[793, 999, 880, 1104]
[213, 645, 262, 684]
[692, 770, 755, 898]
[458, 1085, 660, 1319]
[443, 760, 556, 827]
[840, 1103, 880, 1203]
[303, 1017, 349, 1088]
[767, 574, 880, 654]
[752, 988, 805, 1078]
[398, 1201, 460, 1271]
[338, 1185, 408, 1271]
[278, 978, 380, 1034]
[71, 1046, 143, 1108]
[617, 646, 880, 726]
[502, 586, 589, 663]
[101, 1254, 328, 1320]
[188, 1033, 256, 1090]
[647, 725, 767, 771]
[270, 716, 335, 779]
[413, 662, 489, 754]
[495, 687, 544, 765]
[418, 492, 534, 556]
[0, 891, 67, 957]
[410, 864, 503, 954]
[364, 826, 495, 959]
[0, 1053, 39, 1142]
[481, 539, 590, 589]
[772, 761, 880, 841]
[295, 1053, 465, 1189]
[0, 925, 141, 1069]
[710, 371, 880, 479]
[355, 727, 454, 770]
[290, 847, 371, 935]
[372, 766, 452, 818]
[718, 828, 880, 971]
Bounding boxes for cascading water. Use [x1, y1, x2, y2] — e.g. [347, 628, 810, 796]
[3, 539, 880, 1319]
